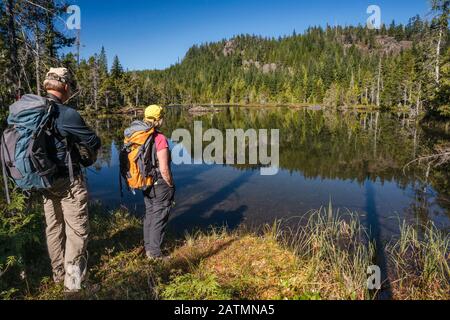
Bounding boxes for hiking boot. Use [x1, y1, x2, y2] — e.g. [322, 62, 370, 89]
[64, 253, 89, 292]
[64, 264, 84, 292]
[146, 251, 171, 263]
[53, 266, 65, 284]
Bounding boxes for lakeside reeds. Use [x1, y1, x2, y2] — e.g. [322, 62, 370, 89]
[19, 206, 448, 300]
[387, 222, 449, 300]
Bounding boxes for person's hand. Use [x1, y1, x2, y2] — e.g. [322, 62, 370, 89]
[165, 181, 175, 189]
[76, 143, 97, 167]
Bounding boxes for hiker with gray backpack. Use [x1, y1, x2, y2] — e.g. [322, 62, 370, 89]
[0, 68, 101, 293]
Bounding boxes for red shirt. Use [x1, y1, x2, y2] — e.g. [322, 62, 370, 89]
[154, 132, 169, 152]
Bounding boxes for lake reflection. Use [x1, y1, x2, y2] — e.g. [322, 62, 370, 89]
[85, 107, 450, 240]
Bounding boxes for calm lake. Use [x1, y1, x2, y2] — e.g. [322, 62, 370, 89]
[85, 106, 450, 241]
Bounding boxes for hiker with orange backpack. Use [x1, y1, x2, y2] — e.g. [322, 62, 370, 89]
[120, 105, 175, 259]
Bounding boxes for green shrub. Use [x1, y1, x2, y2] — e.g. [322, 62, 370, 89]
[0, 187, 45, 299]
[161, 271, 232, 300]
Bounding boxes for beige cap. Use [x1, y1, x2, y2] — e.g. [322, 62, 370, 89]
[44, 67, 70, 84]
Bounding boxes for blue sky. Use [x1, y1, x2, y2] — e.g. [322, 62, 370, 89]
[64, 0, 431, 70]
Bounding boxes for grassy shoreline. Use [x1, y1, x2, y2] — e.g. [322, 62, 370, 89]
[2, 205, 446, 301]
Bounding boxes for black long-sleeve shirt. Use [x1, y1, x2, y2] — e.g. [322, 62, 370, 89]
[46, 94, 101, 175]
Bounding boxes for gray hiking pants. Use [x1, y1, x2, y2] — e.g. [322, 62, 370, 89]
[143, 180, 175, 257]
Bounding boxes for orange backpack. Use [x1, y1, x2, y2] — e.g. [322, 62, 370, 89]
[119, 121, 158, 193]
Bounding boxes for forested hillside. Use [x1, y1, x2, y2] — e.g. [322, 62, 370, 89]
[0, 1, 449, 118]
[134, 22, 448, 113]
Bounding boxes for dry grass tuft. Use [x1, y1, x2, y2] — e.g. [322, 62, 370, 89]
[387, 222, 449, 300]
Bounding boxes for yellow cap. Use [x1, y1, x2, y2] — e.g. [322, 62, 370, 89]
[144, 105, 164, 122]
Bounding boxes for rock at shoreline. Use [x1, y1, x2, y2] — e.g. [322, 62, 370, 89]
[188, 105, 222, 115]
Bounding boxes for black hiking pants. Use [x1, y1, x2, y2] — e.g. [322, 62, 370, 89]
[143, 180, 175, 257]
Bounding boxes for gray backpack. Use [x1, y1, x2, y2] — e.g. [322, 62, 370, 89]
[1, 95, 71, 204]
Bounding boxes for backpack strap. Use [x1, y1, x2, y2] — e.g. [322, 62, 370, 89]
[38, 100, 56, 136]
[26, 105, 53, 188]
[119, 143, 132, 198]
[46, 99, 75, 184]
[151, 136, 161, 179]
[151, 131, 158, 168]
[119, 168, 124, 198]
[65, 139, 74, 183]
[143, 130, 160, 179]
[135, 140, 150, 183]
